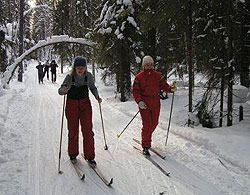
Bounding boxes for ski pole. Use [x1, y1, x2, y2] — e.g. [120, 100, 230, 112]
[58, 95, 66, 174]
[117, 110, 140, 138]
[98, 102, 108, 150]
[165, 91, 175, 146]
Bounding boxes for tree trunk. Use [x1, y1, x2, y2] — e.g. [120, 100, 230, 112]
[18, 0, 24, 82]
[227, 0, 234, 126]
[147, 27, 156, 59]
[0, 48, 7, 73]
[120, 41, 131, 102]
[0, 31, 7, 73]
[239, 15, 249, 88]
[115, 71, 119, 93]
[219, 1, 226, 127]
[92, 61, 95, 83]
[60, 55, 64, 74]
[187, 0, 193, 126]
[219, 67, 225, 127]
[120, 61, 131, 102]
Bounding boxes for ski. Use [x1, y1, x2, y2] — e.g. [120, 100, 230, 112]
[133, 146, 170, 177]
[81, 154, 113, 187]
[71, 160, 85, 180]
[133, 138, 166, 159]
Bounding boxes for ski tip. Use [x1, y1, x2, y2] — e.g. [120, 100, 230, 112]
[58, 170, 63, 174]
[104, 145, 108, 150]
[108, 178, 113, 186]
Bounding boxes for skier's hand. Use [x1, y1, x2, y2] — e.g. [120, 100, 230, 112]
[170, 87, 174, 93]
[170, 81, 177, 93]
[138, 101, 147, 109]
[97, 97, 102, 103]
[62, 86, 68, 94]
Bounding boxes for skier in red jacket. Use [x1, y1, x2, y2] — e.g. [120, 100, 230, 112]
[132, 55, 173, 156]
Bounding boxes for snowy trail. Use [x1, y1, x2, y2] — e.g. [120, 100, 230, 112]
[0, 63, 250, 195]
[90, 98, 221, 195]
[100, 93, 249, 192]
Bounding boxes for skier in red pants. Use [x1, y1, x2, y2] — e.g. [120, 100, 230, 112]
[132, 55, 173, 156]
[58, 56, 102, 166]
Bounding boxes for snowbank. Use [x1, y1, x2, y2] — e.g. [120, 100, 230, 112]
[225, 85, 249, 103]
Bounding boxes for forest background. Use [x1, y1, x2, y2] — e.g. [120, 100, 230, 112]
[0, 0, 250, 128]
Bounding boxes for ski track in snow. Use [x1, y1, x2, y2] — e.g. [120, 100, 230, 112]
[0, 64, 249, 195]
[102, 90, 250, 194]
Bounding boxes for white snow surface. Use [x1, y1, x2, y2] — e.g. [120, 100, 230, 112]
[0, 60, 250, 195]
[225, 85, 249, 103]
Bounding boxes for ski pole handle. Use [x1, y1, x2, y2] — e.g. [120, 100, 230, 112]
[173, 81, 177, 91]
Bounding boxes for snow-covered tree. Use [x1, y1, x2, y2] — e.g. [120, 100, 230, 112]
[0, 0, 31, 78]
[51, 0, 101, 71]
[94, 0, 143, 101]
[30, 0, 54, 61]
[192, 0, 250, 127]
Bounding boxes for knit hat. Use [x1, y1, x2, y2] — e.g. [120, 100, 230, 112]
[73, 56, 87, 67]
[142, 55, 154, 66]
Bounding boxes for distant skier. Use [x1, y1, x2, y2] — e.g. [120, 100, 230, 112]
[43, 60, 50, 80]
[132, 55, 174, 156]
[58, 56, 102, 166]
[50, 60, 58, 83]
[36, 61, 44, 84]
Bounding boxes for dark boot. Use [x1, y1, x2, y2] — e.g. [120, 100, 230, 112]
[143, 147, 150, 156]
[87, 159, 97, 167]
[70, 155, 77, 164]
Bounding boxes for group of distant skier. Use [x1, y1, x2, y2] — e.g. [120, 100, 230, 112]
[36, 60, 58, 84]
[58, 55, 175, 167]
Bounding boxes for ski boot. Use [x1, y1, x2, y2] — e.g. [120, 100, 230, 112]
[70, 155, 77, 164]
[143, 147, 150, 156]
[87, 159, 97, 167]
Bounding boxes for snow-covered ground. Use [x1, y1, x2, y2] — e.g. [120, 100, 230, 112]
[0, 60, 250, 195]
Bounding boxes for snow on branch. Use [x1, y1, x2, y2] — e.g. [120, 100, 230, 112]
[1, 35, 96, 89]
[24, 5, 51, 16]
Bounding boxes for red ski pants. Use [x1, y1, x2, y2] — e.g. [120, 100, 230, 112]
[65, 98, 95, 160]
[139, 97, 160, 148]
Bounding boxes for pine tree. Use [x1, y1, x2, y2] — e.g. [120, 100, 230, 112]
[94, 0, 142, 101]
[236, 0, 250, 88]
[193, 0, 244, 127]
[52, 0, 71, 71]
[31, 0, 54, 61]
[139, 0, 185, 75]
[18, 0, 25, 82]
[51, 0, 100, 71]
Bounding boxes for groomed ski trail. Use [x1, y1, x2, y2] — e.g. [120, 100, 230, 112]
[1, 63, 250, 195]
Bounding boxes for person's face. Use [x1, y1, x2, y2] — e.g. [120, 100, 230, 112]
[75, 66, 86, 75]
[144, 63, 154, 70]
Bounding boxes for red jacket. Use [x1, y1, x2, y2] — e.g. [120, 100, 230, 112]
[132, 68, 172, 103]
